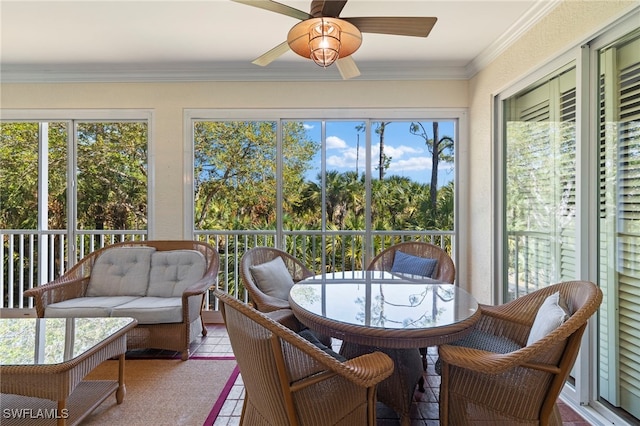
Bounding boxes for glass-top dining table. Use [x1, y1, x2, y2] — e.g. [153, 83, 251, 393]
[288, 270, 480, 425]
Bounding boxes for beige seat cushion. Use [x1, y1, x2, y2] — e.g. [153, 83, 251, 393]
[44, 296, 140, 317]
[527, 291, 570, 345]
[110, 297, 183, 324]
[249, 256, 295, 301]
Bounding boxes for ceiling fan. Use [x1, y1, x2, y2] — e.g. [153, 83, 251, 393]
[232, 0, 437, 79]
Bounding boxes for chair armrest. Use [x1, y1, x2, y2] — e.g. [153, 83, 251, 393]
[23, 277, 90, 317]
[181, 276, 217, 322]
[182, 276, 216, 298]
[478, 303, 534, 327]
[438, 339, 562, 375]
[264, 309, 302, 331]
[341, 352, 395, 388]
[472, 304, 531, 345]
[291, 349, 394, 392]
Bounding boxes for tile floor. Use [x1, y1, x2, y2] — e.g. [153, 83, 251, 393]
[133, 324, 592, 426]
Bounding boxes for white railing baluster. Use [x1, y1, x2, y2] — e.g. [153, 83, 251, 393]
[28, 234, 34, 308]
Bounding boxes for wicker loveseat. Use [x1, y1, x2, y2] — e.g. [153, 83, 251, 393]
[24, 240, 220, 360]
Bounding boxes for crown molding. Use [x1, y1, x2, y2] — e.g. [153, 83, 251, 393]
[0, 60, 470, 83]
[465, 0, 562, 78]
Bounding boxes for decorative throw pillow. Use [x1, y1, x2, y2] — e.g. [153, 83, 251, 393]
[390, 250, 438, 278]
[526, 291, 570, 345]
[249, 256, 295, 301]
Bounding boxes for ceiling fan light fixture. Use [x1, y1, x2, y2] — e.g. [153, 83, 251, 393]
[309, 19, 340, 67]
[288, 17, 362, 69]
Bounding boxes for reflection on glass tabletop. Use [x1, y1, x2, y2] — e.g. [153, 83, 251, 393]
[289, 271, 478, 329]
[1, 317, 135, 365]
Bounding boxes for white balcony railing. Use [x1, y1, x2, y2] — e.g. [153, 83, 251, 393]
[1, 229, 454, 311]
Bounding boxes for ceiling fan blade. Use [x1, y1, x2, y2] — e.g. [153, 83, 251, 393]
[314, 0, 348, 17]
[344, 17, 437, 37]
[231, 0, 311, 21]
[336, 56, 360, 80]
[252, 41, 290, 66]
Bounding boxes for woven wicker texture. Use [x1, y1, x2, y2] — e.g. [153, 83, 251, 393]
[367, 241, 456, 284]
[214, 289, 394, 426]
[240, 247, 315, 313]
[438, 280, 603, 425]
[24, 240, 220, 360]
[240, 247, 332, 346]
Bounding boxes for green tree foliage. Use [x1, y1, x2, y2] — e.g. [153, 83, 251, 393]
[0, 122, 147, 231]
[76, 123, 148, 230]
[193, 121, 318, 230]
[0, 122, 68, 229]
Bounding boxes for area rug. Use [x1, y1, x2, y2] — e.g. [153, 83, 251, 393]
[81, 356, 239, 426]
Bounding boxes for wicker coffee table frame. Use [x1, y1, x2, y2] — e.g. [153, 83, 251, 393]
[1, 318, 137, 426]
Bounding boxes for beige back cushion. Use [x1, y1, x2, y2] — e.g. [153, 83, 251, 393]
[86, 246, 156, 297]
[526, 291, 570, 345]
[147, 250, 207, 297]
[249, 256, 295, 301]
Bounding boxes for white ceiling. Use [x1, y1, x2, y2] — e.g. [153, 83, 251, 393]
[0, 0, 557, 82]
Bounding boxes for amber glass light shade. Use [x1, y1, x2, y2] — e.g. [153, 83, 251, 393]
[287, 17, 362, 68]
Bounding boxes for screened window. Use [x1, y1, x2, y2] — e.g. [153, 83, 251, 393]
[1, 118, 149, 308]
[192, 114, 458, 296]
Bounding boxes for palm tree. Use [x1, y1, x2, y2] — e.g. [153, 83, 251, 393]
[410, 122, 454, 211]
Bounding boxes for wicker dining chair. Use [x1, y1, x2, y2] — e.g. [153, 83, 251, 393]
[214, 289, 395, 426]
[367, 241, 456, 388]
[367, 241, 456, 283]
[240, 247, 314, 313]
[240, 246, 333, 344]
[438, 280, 602, 425]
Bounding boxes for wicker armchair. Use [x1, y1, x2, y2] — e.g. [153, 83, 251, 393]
[214, 289, 395, 426]
[24, 240, 220, 360]
[367, 241, 456, 283]
[240, 247, 333, 344]
[241, 247, 314, 313]
[438, 280, 602, 425]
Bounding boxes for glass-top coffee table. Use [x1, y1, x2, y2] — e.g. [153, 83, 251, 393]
[1, 317, 137, 426]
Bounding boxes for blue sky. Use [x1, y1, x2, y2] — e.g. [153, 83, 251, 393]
[302, 120, 455, 187]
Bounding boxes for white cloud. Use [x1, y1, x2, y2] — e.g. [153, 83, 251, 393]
[383, 144, 422, 158]
[326, 135, 347, 149]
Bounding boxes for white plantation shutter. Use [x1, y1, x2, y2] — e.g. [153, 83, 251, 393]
[598, 33, 640, 418]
